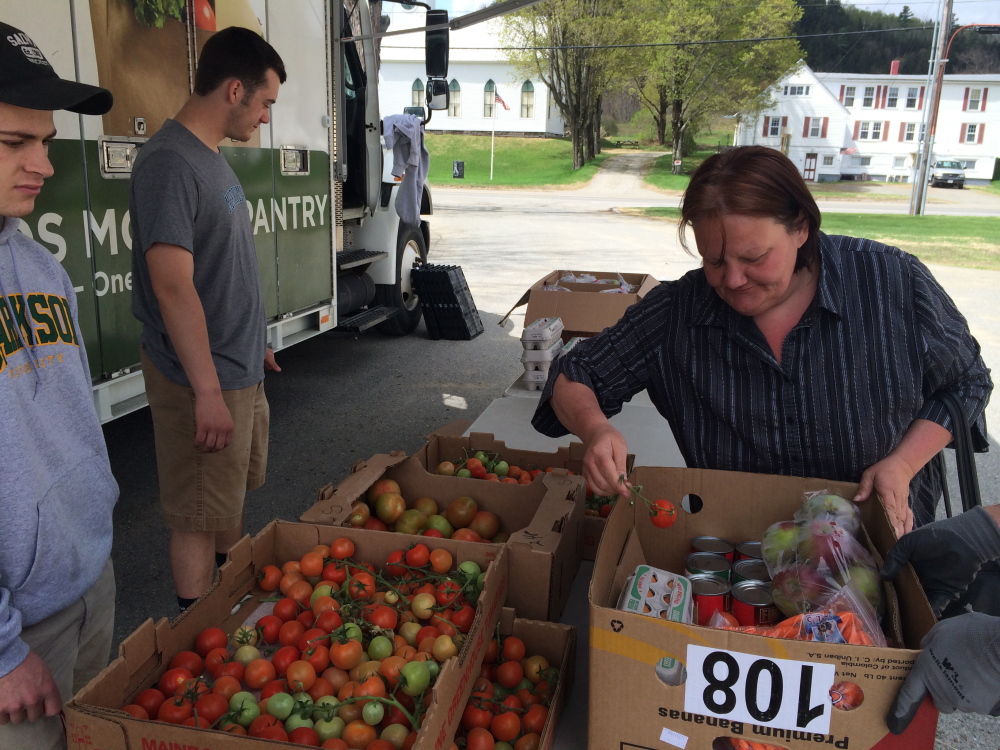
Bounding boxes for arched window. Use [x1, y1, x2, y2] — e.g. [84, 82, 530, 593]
[484, 79, 496, 118]
[411, 79, 424, 109]
[520, 81, 534, 119]
[448, 79, 461, 118]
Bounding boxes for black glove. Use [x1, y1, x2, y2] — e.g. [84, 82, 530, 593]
[881, 506, 1000, 617]
[887, 612, 1000, 734]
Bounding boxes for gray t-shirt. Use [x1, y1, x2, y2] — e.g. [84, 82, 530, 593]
[130, 119, 265, 390]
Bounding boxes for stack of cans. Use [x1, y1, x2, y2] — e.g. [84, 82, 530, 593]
[685, 536, 780, 627]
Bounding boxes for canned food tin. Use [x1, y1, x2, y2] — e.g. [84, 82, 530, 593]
[685, 552, 731, 582]
[690, 536, 735, 561]
[732, 559, 771, 585]
[732, 581, 781, 627]
[690, 574, 732, 626]
[735, 541, 763, 561]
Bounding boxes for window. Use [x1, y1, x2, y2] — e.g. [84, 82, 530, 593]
[962, 160, 977, 170]
[904, 123, 916, 141]
[965, 123, 979, 143]
[863, 86, 875, 107]
[769, 118, 781, 137]
[893, 156, 906, 168]
[859, 121, 870, 140]
[906, 87, 919, 108]
[823, 155, 834, 166]
[871, 121, 882, 140]
[851, 155, 872, 167]
[783, 84, 811, 96]
[484, 79, 495, 118]
[448, 79, 461, 118]
[969, 88, 982, 111]
[520, 81, 534, 118]
[411, 79, 424, 109]
[844, 86, 855, 107]
[887, 87, 898, 108]
[809, 119, 821, 137]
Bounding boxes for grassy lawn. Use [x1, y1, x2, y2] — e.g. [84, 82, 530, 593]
[425, 133, 609, 188]
[971, 181, 1000, 198]
[616, 208, 1000, 271]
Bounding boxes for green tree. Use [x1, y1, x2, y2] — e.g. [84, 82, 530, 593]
[898, 5, 914, 24]
[624, 0, 802, 170]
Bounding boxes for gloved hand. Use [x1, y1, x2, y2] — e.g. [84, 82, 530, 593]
[887, 612, 1000, 733]
[881, 506, 1000, 617]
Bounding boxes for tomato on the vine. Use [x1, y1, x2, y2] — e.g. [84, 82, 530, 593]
[347, 572, 375, 600]
[386, 550, 407, 577]
[649, 498, 677, 528]
[405, 544, 430, 568]
[156, 696, 193, 724]
[451, 605, 475, 634]
[435, 580, 462, 607]
[203, 648, 229, 677]
[271, 645, 301, 677]
[315, 609, 343, 634]
[321, 561, 348, 587]
[522, 703, 549, 735]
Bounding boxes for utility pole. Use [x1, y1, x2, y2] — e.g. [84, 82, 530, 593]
[909, 0, 953, 215]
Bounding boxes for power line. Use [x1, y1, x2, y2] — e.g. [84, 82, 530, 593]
[385, 25, 935, 51]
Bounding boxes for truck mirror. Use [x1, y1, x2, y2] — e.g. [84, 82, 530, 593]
[425, 9, 449, 78]
[426, 78, 449, 111]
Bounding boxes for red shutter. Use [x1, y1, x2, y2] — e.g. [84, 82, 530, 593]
[881, 86, 887, 108]
[883, 121, 889, 141]
[978, 124, 985, 145]
[982, 88, 989, 112]
[875, 86, 882, 108]
[803, 117, 810, 137]
[781, 116, 788, 128]
[918, 86, 925, 109]
[960, 123, 967, 143]
[898, 122, 905, 141]
[763, 116, 769, 137]
[821, 117, 828, 138]
[962, 87, 970, 111]
[853, 121, 860, 140]
[839, 85, 845, 103]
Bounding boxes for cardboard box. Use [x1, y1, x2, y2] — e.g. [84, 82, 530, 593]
[413, 422, 635, 561]
[300, 450, 584, 621]
[501, 270, 659, 341]
[589, 467, 940, 750]
[66, 521, 509, 750]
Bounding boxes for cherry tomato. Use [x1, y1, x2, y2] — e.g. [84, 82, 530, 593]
[649, 498, 677, 528]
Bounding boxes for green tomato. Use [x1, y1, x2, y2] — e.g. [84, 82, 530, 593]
[458, 561, 482, 579]
[310, 584, 334, 605]
[233, 644, 261, 666]
[426, 660, 440, 680]
[362, 701, 385, 725]
[515, 678, 533, 692]
[494, 461, 509, 476]
[314, 715, 346, 741]
[284, 713, 315, 732]
[312, 695, 340, 721]
[266, 691, 294, 721]
[473, 451, 488, 463]
[495, 743, 515, 750]
[368, 635, 393, 661]
[425, 514, 454, 538]
[493, 682, 508, 700]
[292, 692, 314, 714]
[381, 723, 410, 749]
[343, 622, 364, 643]
[456, 468, 472, 478]
[400, 660, 431, 696]
[229, 692, 259, 727]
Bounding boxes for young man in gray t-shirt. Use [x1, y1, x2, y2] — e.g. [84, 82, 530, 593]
[129, 27, 286, 610]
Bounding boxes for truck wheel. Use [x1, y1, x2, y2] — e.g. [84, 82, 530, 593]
[374, 225, 425, 335]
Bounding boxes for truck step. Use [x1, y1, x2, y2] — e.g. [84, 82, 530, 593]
[337, 249, 389, 271]
[334, 306, 398, 333]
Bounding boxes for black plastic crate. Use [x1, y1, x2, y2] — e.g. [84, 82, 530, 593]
[413, 265, 484, 340]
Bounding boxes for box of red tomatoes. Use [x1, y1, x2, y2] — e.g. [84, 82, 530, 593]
[300, 450, 585, 622]
[588, 467, 940, 750]
[65, 520, 512, 750]
[411, 420, 635, 563]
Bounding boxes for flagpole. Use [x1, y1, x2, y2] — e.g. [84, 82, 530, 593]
[490, 97, 497, 181]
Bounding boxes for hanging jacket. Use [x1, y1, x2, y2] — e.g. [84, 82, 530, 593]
[382, 113, 429, 227]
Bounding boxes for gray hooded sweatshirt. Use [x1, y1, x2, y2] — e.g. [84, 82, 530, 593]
[0, 216, 118, 678]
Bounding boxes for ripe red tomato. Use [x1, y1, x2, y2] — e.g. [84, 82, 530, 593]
[296, 609, 317, 628]
[329, 538, 355, 560]
[386, 550, 407, 577]
[649, 499, 677, 528]
[298, 627, 328, 652]
[168, 650, 203, 675]
[496, 660, 524, 689]
[271, 645, 301, 677]
[192, 0, 216, 31]
[491, 710, 521, 742]
[156, 697, 193, 724]
[365, 605, 398, 631]
[273, 597, 301, 623]
[304, 644, 331, 673]
[260, 678, 289, 700]
[321, 561, 348, 586]
[422, 529, 444, 538]
[501, 637, 525, 662]
[435, 580, 462, 607]
[257, 614, 282, 644]
[279, 620, 306, 647]
[315, 609, 343, 634]
[245, 659, 276, 689]
[193, 693, 229, 724]
[451, 605, 475, 634]
[258, 564, 282, 592]
[121, 704, 148, 720]
[461, 705, 492, 732]
[363, 516, 389, 532]
[347, 572, 375, 600]
[289, 727, 321, 746]
[405, 544, 430, 568]
[157, 668, 192, 697]
[204, 647, 229, 678]
[132, 688, 166, 718]
[194, 627, 228, 658]
[248, 714, 282, 737]
[600, 502, 614, 518]
[212, 676, 242, 701]
[466, 726, 495, 750]
[522, 704, 548, 735]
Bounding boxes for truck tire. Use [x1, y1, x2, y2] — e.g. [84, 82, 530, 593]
[374, 225, 426, 335]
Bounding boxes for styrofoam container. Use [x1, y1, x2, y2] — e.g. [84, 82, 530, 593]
[523, 369, 550, 383]
[522, 317, 564, 345]
[522, 336, 563, 363]
[560, 336, 589, 357]
[523, 360, 552, 372]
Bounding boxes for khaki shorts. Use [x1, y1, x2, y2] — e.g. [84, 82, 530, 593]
[142, 348, 269, 532]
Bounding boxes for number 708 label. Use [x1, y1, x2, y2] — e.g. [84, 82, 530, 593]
[684, 646, 837, 734]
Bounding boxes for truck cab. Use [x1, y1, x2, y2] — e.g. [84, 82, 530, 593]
[928, 159, 966, 189]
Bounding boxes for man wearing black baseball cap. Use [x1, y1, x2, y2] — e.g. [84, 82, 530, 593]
[0, 23, 119, 750]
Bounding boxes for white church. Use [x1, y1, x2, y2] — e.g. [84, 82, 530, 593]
[378, 1, 565, 137]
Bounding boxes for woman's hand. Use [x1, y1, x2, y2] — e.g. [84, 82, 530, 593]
[854, 455, 916, 537]
[582, 423, 630, 498]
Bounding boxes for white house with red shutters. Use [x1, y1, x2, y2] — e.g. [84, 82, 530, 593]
[735, 62, 998, 185]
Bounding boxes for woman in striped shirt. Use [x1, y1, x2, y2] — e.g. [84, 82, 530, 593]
[532, 146, 991, 536]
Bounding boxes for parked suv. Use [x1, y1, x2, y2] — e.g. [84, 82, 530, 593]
[929, 160, 966, 188]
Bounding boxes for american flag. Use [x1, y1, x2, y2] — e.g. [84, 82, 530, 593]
[494, 93, 510, 111]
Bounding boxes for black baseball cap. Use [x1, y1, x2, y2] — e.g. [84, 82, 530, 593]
[0, 22, 112, 115]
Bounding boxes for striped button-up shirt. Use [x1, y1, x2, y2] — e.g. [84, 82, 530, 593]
[532, 233, 992, 527]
